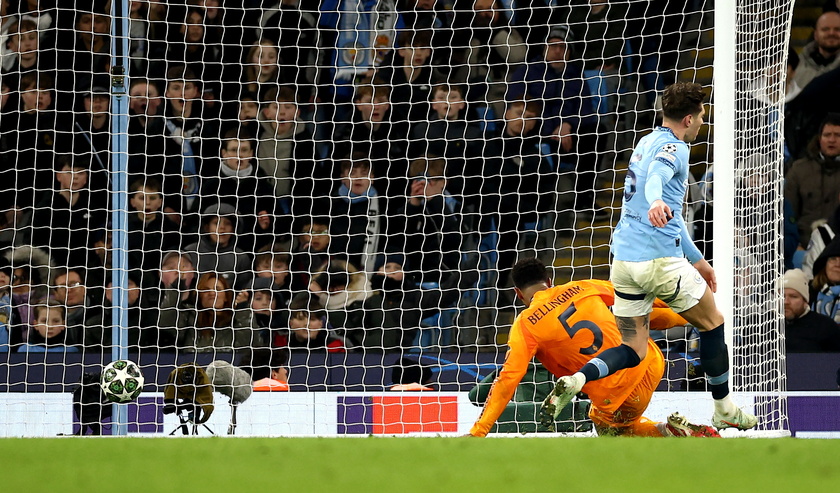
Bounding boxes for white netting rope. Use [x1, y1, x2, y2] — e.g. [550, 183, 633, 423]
[0, 1, 789, 435]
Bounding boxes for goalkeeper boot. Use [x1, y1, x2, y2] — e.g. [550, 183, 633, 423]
[665, 413, 721, 437]
[712, 407, 758, 431]
[539, 373, 585, 431]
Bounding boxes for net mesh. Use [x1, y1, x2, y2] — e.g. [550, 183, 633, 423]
[0, 0, 792, 436]
[730, 0, 793, 432]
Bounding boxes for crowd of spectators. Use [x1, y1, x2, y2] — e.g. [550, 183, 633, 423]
[783, 5, 840, 354]
[0, 0, 635, 356]
[2, 1, 835, 358]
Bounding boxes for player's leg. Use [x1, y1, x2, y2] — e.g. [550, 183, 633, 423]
[544, 318, 654, 427]
[541, 263, 652, 422]
[679, 288, 758, 430]
[542, 320, 650, 423]
[569, 260, 653, 385]
[563, 314, 649, 393]
[591, 340, 661, 437]
[590, 341, 719, 437]
[664, 413, 720, 437]
[589, 407, 641, 437]
[597, 413, 719, 437]
[540, 261, 657, 422]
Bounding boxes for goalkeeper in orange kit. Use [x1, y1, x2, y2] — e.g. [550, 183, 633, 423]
[469, 258, 718, 437]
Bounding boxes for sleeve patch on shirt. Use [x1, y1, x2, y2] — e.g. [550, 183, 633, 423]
[661, 143, 679, 153]
[654, 155, 678, 171]
[654, 151, 677, 163]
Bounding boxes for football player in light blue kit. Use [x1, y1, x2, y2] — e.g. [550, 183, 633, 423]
[542, 82, 757, 431]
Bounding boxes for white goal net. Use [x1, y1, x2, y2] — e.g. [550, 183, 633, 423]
[0, 0, 791, 436]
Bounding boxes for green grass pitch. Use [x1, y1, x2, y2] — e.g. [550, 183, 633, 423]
[2, 437, 838, 492]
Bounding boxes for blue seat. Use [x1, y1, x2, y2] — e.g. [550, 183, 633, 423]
[474, 105, 498, 135]
[413, 251, 483, 349]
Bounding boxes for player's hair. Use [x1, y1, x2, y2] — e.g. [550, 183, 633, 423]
[661, 82, 705, 121]
[819, 113, 840, 135]
[511, 257, 548, 290]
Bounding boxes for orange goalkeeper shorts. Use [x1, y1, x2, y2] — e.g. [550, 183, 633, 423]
[587, 343, 666, 433]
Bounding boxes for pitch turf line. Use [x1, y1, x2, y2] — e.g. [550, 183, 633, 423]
[1, 437, 837, 492]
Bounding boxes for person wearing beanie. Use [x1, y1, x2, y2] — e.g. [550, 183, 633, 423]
[784, 268, 840, 352]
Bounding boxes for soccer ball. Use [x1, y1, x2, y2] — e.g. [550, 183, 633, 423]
[100, 359, 145, 403]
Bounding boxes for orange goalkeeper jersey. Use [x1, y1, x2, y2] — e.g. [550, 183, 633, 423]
[470, 279, 687, 437]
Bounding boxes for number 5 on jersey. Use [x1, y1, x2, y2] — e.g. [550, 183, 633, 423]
[558, 303, 603, 355]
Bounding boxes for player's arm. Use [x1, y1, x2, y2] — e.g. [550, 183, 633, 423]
[676, 218, 717, 291]
[580, 279, 617, 307]
[645, 148, 679, 227]
[670, 211, 718, 291]
[469, 321, 537, 437]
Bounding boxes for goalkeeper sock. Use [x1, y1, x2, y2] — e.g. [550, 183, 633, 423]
[579, 344, 641, 382]
[699, 324, 731, 400]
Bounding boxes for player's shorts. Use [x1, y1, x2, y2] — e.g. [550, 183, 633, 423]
[588, 341, 665, 435]
[610, 257, 707, 317]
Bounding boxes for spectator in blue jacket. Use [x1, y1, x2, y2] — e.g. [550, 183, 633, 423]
[0, 258, 12, 351]
[19, 302, 81, 353]
[810, 236, 840, 324]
